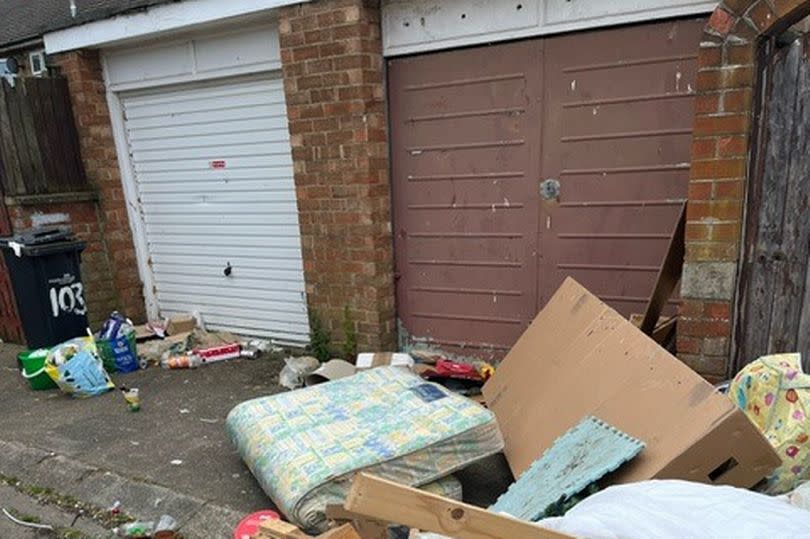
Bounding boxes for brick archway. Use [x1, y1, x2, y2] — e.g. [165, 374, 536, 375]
[680, 0, 810, 380]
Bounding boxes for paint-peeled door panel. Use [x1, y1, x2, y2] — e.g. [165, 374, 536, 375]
[389, 40, 542, 359]
[539, 18, 704, 316]
[121, 76, 309, 344]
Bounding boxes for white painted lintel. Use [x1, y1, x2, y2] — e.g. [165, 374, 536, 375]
[44, 0, 309, 54]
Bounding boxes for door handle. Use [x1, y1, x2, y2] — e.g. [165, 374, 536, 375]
[539, 178, 560, 201]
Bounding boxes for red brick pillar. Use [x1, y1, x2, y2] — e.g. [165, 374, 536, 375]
[681, 0, 810, 380]
[279, 0, 396, 351]
[54, 50, 147, 323]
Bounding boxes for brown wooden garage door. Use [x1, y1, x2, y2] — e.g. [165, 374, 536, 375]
[389, 18, 705, 359]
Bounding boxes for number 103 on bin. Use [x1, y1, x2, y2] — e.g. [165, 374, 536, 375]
[49, 283, 87, 317]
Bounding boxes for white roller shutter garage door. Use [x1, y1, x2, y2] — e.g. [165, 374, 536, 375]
[120, 75, 309, 344]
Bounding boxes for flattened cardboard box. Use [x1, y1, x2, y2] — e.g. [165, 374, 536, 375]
[482, 278, 780, 488]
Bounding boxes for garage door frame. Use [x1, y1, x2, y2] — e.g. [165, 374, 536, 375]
[101, 21, 309, 342]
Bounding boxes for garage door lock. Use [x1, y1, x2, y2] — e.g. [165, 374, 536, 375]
[540, 178, 560, 201]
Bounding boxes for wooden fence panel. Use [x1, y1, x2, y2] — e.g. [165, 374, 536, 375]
[0, 77, 88, 196]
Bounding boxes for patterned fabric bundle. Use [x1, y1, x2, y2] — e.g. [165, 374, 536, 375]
[730, 353, 810, 494]
[227, 367, 503, 531]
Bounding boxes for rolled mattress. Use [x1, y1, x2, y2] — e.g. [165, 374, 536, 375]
[226, 366, 503, 531]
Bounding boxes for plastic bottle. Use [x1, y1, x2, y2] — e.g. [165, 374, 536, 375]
[161, 353, 202, 369]
[115, 520, 154, 537]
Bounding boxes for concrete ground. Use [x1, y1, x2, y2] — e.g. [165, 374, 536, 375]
[0, 342, 285, 512]
[0, 342, 512, 538]
[0, 483, 109, 538]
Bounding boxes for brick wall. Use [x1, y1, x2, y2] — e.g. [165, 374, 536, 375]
[8, 198, 116, 330]
[680, 0, 810, 380]
[52, 50, 147, 324]
[279, 0, 396, 351]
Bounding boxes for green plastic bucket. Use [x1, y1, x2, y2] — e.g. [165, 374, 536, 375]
[18, 349, 57, 390]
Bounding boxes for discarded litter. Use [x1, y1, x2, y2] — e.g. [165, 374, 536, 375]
[2, 507, 54, 531]
[18, 347, 57, 390]
[355, 352, 414, 370]
[228, 366, 502, 532]
[166, 314, 196, 336]
[45, 336, 114, 397]
[730, 353, 810, 494]
[197, 342, 241, 364]
[120, 386, 140, 412]
[416, 357, 494, 396]
[115, 520, 153, 538]
[482, 277, 780, 488]
[114, 514, 177, 538]
[170, 459, 183, 466]
[538, 480, 810, 539]
[223, 278, 803, 539]
[304, 359, 356, 386]
[233, 509, 280, 539]
[96, 311, 139, 373]
[490, 416, 645, 521]
[278, 355, 320, 389]
[154, 514, 178, 538]
[162, 353, 201, 369]
[240, 338, 280, 360]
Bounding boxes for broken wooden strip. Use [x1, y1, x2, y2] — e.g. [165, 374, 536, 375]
[257, 519, 311, 538]
[256, 518, 363, 539]
[640, 201, 685, 336]
[345, 473, 575, 539]
[317, 524, 363, 539]
[651, 315, 677, 349]
[325, 505, 388, 539]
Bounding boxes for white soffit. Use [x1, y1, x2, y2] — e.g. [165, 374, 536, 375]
[44, 0, 309, 54]
[381, 0, 717, 56]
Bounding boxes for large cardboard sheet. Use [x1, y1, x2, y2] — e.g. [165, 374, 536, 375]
[482, 278, 780, 487]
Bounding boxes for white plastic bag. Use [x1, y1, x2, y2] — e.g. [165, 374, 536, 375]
[278, 356, 320, 389]
[537, 480, 810, 539]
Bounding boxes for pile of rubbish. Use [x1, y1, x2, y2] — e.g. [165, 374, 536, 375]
[226, 278, 810, 539]
[16, 310, 281, 407]
[278, 351, 494, 398]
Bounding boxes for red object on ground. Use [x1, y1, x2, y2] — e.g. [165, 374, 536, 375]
[434, 359, 483, 381]
[233, 509, 280, 539]
[196, 343, 241, 364]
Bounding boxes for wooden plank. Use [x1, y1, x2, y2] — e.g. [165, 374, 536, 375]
[652, 315, 677, 349]
[344, 473, 574, 539]
[317, 524, 363, 539]
[799, 255, 810, 372]
[10, 79, 47, 194]
[768, 37, 810, 355]
[49, 77, 87, 190]
[24, 79, 57, 193]
[257, 519, 310, 539]
[325, 505, 388, 539]
[639, 202, 685, 335]
[0, 81, 26, 195]
[731, 37, 773, 375]
[736, 41, 800, 369]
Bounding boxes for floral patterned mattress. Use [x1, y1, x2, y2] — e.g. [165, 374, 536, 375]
[226, 366, 503, 531]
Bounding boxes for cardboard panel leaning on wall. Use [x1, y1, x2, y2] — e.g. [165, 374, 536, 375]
[482, 277, 780, 488]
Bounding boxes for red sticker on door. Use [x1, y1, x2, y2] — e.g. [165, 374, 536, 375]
[210, 160, 226, 169]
